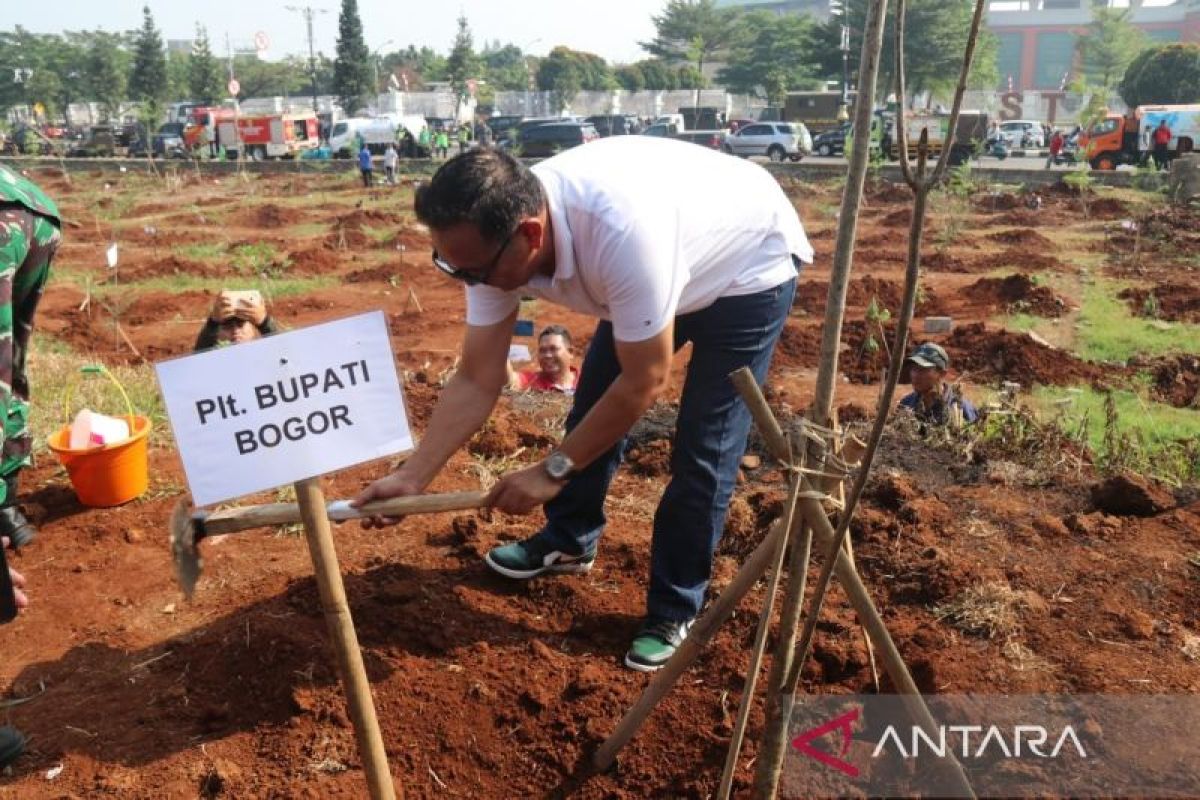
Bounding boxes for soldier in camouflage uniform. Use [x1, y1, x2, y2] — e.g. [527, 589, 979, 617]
[0, 164, 61, 550]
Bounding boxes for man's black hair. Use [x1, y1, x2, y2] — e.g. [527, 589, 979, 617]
[414, 147, 545, 242]
[539, 324, 572, 348]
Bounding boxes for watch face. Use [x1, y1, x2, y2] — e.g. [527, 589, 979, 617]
[546, 452, 573, 480]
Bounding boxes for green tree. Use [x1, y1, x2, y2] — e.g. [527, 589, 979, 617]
[232, 54, 307, 98]
[536, 47, 584, 113]
[188, 24, 224, 104]
[811, 0, 997, 99]
[616, 63, 646, 91]
[718, 11, 819, 104]
[128, 5, 168, 117]
[1078, 8, 1147, 92]
[642, 0, 739, 97]
[333, 0, 372, 112]
[481, 43, 530, 91]
[1120, 43, 1200, 107]
[384, 45, 447, 88]
[85, 31, 130, 121]
[635, 59, 678, 90]
[445, 14, 481, 114]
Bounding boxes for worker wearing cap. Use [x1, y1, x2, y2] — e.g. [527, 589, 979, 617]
[898, 343, 978, 426]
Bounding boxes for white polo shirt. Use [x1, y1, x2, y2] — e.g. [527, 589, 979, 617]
[465, 135, 813, 342]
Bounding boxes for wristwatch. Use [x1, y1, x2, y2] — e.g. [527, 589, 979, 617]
[543, 450, 576, 482]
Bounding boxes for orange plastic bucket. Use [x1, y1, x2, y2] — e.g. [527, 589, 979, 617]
[48, 415, 152, 507]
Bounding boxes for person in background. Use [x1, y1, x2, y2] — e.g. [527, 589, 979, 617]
[457, 124, 471, 154]
[384, 143, 399, 185]
[0, 164, 61, 550]
[1045, 129, 1064, 169]
[435, 129, 450, 159]
[1152, 120, 1172, 170]
[897, 343, 977, 427]
[358, 142, 374, 187]
[508, 325, 580, 394]
[418, 126, 432, 158]
[194, 290, 279, 351]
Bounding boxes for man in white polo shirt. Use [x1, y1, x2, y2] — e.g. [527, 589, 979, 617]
[354, 138, 812, 671]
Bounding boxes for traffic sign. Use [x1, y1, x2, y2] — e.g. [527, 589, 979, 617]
[228, 78, 241, 96]
[254, 31, 271, 53]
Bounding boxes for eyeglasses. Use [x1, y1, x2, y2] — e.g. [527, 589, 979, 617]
[431, 228, 517, 287]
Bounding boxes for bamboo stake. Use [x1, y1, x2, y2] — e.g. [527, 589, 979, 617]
[753, 0, 891, 789]
[716, 461, 803, 800]
[295, 477, 397, 800]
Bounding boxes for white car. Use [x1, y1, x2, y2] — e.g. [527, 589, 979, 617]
[998, 119, 1045, 148]
[723, 121, 813, 161]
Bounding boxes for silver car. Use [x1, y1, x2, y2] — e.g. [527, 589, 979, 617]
[723, 121, 813, 161]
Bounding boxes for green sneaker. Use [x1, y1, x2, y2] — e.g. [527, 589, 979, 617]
[624, 617, 694, 672]
[484, 535, 596, 580]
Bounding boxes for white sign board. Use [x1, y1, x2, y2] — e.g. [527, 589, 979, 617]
[156, 311, 412, 507]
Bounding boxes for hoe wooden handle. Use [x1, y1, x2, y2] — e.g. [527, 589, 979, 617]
[199, 490, 490, 536]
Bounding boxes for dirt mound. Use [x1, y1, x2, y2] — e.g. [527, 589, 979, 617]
[1090, 473, 1175, 517]
[775, 323, 822, 369]
[1149, 355, 1200, 408]
[986, 228, 1054, 249]
[922, 250, 971, 273]
[287, 246, 343, 275]
[125, 254, 213, 280]
[253, 203, 304, 228]
[975, 192, 1022, 212]
[865, 180, 913, 204]
[944, 322, 1109, 386]
[345, 265, 398, 283]
[627, 439, 672, 477]
[1085, 197, 1131, 220]
[1118, 283, 1200, 323]
[962, 274, 1067, 317]
[985, 210, 1043, 228]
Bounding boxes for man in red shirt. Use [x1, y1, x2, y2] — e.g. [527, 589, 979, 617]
[1045, 130, 1065, 170]
[510, 324, 579, 394]
[1152, 120, 1172, 170]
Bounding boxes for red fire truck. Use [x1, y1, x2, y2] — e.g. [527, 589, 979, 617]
[215, 112, 320, 160]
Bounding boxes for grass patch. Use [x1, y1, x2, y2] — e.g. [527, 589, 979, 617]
[1077, 277, 1200, 361]
[52, 270, 334, 298]
[27, 336, 173, 453]
[231, 242, 288, 275]
[285, 222, 330, 238]
[359, 224, 394, 245]
[175, 242, 228, 261]
[1033, 383, 1200, 482]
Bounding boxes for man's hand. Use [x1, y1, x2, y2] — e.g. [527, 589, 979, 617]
[209, 292, 235, 323]
[2, 537, 28, 610]
[350, 471, 425, 529]
[484, 463, 565, 515]
[233, 293, 268, 326]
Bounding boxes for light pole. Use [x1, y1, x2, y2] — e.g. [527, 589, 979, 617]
[285, 4, 329, 114]
[522, 39, 542, 116]
[371, 39, 394, 102]
[839, 24, 851, 122]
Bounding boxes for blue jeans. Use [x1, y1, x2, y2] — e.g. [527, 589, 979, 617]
[537, 276, 797, 622]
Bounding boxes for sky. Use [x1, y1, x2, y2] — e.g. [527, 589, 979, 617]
[7, 0, 667, 65]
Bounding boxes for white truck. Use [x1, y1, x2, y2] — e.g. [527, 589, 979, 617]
[329, 117, 397, 157]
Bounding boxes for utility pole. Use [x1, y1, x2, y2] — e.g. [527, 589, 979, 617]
[839, 23, 851, 122]
[285, 5, 329, 114]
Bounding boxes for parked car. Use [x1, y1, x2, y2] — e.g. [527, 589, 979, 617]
[723, 121, 812, 161]
[486, 114, 524, 142]
[497, 117, 565, 148]
[128, 123, 187, 159]
[674, 130, 727, 150]
[508, 122, 599, 158]
[641, 123, 676, 137]
[727, 118, 758, 133]
[997, 119, 1045, 148]
[813, 124, 851, 156]
[585, 114, 639, 137]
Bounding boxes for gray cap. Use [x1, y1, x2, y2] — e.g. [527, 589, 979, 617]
[907, 342, 949, 370]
